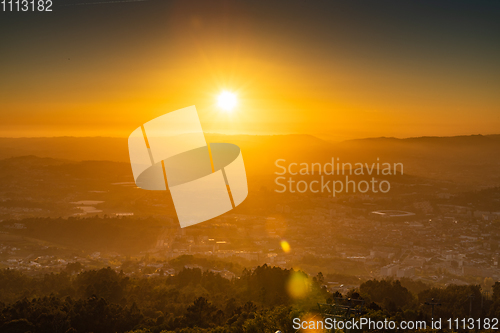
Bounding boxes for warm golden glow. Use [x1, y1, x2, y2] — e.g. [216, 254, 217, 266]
[217, 91, 237, 112]
[1, 0, 498, 139]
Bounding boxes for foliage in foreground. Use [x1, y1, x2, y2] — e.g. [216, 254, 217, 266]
[0, 266, 498, 333]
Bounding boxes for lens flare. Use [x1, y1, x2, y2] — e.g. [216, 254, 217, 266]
[300, 313, 325, 332]
[280, 240, 291, 253]
[286, 271, 311, 299]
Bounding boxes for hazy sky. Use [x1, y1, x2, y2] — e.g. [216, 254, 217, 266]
[1, 0, 499, 140]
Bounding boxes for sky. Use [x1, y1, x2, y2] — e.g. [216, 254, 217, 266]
[0, 0, 499, 141]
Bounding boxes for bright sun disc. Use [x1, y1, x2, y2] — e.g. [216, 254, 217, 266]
[217, 91, 237, 111]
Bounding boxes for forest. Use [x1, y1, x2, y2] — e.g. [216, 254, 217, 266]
[0, 265, 498, 333]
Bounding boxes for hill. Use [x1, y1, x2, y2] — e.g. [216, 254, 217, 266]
[0, 134, 499, 187]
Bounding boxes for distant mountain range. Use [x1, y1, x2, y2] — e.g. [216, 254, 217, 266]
[0, 134, 499, 188]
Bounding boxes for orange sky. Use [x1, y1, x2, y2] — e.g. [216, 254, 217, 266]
[1, 0, 499, 141]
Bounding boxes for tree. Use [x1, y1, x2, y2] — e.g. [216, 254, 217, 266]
[184, 297, 218, 328]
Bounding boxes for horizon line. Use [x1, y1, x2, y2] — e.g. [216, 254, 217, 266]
[0, 132, 499, 143]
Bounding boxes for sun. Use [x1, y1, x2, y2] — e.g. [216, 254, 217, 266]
[217, 91, 237, 112]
